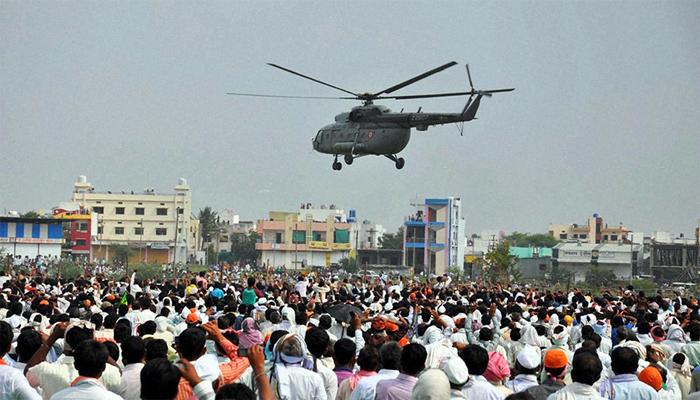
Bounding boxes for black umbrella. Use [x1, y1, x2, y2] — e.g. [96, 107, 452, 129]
[327, 303, 362, 323]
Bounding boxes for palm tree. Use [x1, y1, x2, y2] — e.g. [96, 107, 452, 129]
[198, 207, 219, 248]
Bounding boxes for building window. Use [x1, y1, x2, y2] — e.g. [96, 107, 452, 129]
[312, 231, 323, 241]
[157, 208, 168, 216]
[579, 234, 587, 239]
[275, 232, 283, 244]
[610, 234, 618, 241]
[292, 231, 306, 244]
[559, 234, 567, 240]
[115, 227, 124, 235]
[135, 207, 145, 215]
[334, 229, 350, 243]
[92, 206, 104, 214]
[115, 207, 125, 215]
[603, 235, 608, 241]
[75, 239, 86, 246]
[156, 228, 167, 236]
[97, 226, 103, 234]
[134, 227, 144, 235]
[77, 222, 88, 232]
[177, 208, 184, 214]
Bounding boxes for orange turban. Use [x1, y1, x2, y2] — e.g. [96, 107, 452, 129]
[639, 367, 663, 391]
[544, 349, 568, 369]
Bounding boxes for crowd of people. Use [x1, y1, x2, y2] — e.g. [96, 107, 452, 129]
[2, 267, 700, 400]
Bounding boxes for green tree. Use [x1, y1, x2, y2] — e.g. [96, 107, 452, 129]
[484, 241, 517, 284]
[339, 257, 358, 273]
[110, 244, 134, 265]
[379, 227, 404, 249]
[21, 211, 42, 218]
[229, 231, 260, 264]
[585, 267, 616, 288]
[504, 232, 559, 248]
[205, 243, 217, 265]
[550, 264, 573, 286]
[198, 207, 219, 245]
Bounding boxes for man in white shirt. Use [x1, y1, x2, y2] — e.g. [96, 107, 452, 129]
[0, 321, 41, 399]
[350, 341, 402, 400]
[117, 336, 144, 400]
[305, 327, 338, 400]
[294, 276, 308, 299]
[460, 345, 505, 400]
[547, 350, 605, 400]
[49, 340, 122, 400]
[26, 324, 122, 399]
[270, 333, 327, 400]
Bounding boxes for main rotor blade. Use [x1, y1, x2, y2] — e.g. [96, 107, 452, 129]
[379, 88, 514, 100]
[267, 63, 359, 97]
[374, 61, 458, 96]
[466, 64, 474, 90]
[226, 92, 353, 100]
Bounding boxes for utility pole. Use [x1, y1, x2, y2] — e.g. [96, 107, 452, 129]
[173, 207, 181, 269]
[139, 219, 144, 263]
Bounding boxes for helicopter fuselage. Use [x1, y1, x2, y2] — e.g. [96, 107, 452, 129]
[312, 103, 476, 156]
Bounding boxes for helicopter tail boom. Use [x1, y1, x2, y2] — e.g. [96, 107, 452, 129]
[461, 94, 483, 121]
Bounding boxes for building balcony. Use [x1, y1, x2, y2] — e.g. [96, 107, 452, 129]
[257, 241, 351, 252]
[405, 219, 426, 227]
[425, 198, 449, 206]
[427, 221, 446, 230]
[428, 242, 446, 251]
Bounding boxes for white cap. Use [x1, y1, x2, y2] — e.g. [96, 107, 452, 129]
[442, 356, 469, 385]
[517, 346, 541, 369]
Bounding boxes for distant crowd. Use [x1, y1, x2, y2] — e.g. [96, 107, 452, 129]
[2, 265, 700, 400]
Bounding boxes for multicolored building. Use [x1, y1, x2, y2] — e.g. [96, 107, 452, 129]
[0, 217, 64, 259]
[256, 205, 353, 269]
[403, 197, 465, 276]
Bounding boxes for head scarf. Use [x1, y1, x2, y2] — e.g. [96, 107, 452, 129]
[666, 325, 686, 343]
[551, 324, 569, 346]
[549, 314, 560, 326]
[620, 340, 647, 360]
[670, 352, 692, 378]
[411, 369, 451, 400]
[483, 351, 510, 382]
[238, 317, 263, 349]
[424, 339, 456, 369]
[272, 333, 314, 399]
[648, 343, 668, 361]
[520, 325, 542, 348]
[155, 316, 170, 333]
[593, 320, 607, 337]
[650, 326, 666, 342]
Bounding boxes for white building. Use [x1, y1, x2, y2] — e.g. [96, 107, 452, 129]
[354, 220, 386, 250]
[70, 175, 200, 264]
[552, 242, 642, 282]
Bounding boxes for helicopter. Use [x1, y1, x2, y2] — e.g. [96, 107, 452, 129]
[228, 61, 513, 170]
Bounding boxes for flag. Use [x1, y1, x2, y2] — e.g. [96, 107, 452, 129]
[119, 291, 128, 305]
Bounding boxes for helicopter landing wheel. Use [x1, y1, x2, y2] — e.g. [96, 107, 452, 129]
[344, 154, 354, 165]
[332, 161, 342, 171]
[395, 157, 405, 169]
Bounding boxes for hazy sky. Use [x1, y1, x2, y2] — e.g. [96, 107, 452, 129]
[1, 1, 698, 236]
